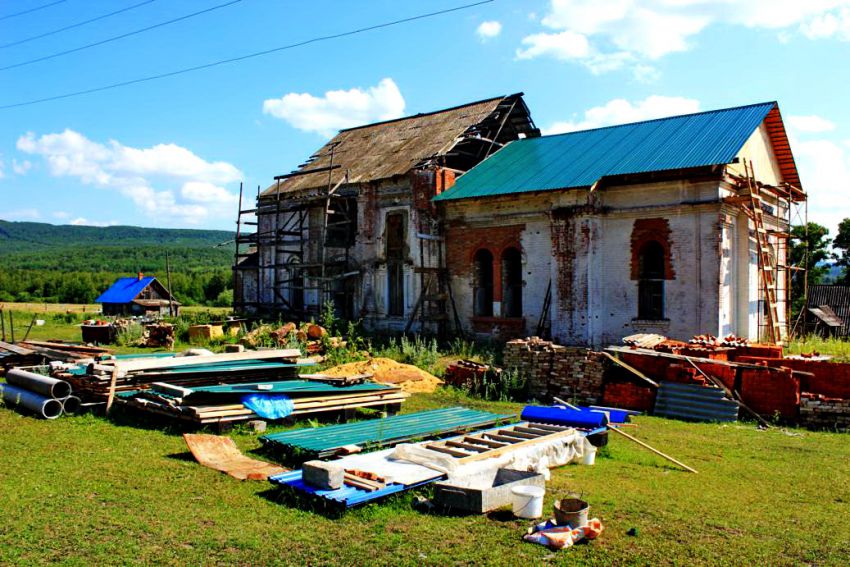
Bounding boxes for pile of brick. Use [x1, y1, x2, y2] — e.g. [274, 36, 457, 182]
[504, 337, 604, 404]
[602, 381, 656, 412]
[800, 394, 850, 432]
[443, 360, 490, 390]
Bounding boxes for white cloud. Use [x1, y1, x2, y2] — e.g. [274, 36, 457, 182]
[0, 208, 40, 221]
[11, 159, 31, 175]
[263, 78, 405, 137]
[17, 129, 242, 225]
[793, 137, 850, 236]
[543, 95, 701, 134]
[519, 1, 850, 75]
[517, 30, 591, 60]
[787, 115, 837, 133]
[476, 20, 502, 40]
[69, 217, 118, 227]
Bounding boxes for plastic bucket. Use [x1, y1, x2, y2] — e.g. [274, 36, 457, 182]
[553, 497, 589, 528]
[582, 446, 597, 466]
[511, 485, 545, 519]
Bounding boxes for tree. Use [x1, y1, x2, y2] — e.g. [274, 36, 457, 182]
[789, 222, 832, 317]
[834, 218, 850, 284]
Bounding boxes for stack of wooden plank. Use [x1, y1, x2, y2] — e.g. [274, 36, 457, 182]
[54, 349, 307, 401]
[118, 380, 408, 425]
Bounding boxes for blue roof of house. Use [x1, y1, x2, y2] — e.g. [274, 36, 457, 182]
[95, 276, 156, 304]
[434, 101, 792, 202]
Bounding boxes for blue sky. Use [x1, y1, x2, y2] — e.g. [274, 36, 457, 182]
[1, 0, 849, 235]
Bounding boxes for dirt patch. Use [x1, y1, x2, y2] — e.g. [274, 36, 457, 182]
[321, 357, 443, 393]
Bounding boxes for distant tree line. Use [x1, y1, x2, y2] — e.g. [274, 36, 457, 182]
[0, 220, 237, 307]
[0, 269, 233, 307]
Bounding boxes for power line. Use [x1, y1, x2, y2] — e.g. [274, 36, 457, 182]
[0, 0, 243, 71]
[1, 0, 160, 50]
[0, 0, 66, 22]
[0, 0, 494, 110]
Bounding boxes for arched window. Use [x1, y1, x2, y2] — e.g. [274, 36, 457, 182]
[473, 249, 494, 317]
[638, 240, 665, 320]
[501, 247, 523, 318]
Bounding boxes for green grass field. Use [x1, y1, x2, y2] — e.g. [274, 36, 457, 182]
[2, 305, 850, 564]
[1, 391, 849, 565]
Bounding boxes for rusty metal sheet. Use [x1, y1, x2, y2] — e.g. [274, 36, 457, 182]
[183, 433, 288, 481]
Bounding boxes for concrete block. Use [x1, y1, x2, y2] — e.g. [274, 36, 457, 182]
[303, 460, 344, 490]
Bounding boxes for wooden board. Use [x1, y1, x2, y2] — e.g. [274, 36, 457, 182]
[183, 433, 288, 480]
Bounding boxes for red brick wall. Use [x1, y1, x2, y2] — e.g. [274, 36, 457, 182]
[737, 357, 850, 400]
[740, 368, 800, 418]
[445, 223, 525, 283]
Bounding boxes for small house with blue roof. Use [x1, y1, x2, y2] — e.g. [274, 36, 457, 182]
[96, 273, 180, 317]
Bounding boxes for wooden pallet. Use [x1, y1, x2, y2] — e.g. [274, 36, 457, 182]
[424, 422, 575, 463]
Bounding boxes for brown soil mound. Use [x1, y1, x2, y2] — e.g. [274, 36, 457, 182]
[321, 357, 443, 393]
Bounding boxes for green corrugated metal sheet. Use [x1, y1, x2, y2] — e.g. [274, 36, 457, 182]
[433, 102, 777, 201]
[260, 407, 513, 457]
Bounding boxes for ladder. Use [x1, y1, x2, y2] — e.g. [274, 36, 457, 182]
[743, 161, 782, 343]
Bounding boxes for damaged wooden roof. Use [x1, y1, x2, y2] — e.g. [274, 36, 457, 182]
[260, 94, 529, 197]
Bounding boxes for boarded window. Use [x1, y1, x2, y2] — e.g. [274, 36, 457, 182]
[386, 212, 406, 316]
[638, 240, 665, 320]
[501, 247, 523, 318]
[473, 249, 494, 317]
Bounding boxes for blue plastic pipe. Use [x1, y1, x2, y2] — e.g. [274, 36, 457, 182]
[521, 405, 608, 428]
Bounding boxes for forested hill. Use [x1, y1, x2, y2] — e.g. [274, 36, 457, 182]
[0, 220, 237, 306]
[0, 220, 235, 272]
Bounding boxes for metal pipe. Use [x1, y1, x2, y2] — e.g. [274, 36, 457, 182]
[1, 383, 64, 419]
[5, 368, 72, 399]
[61, 395, 82, 416]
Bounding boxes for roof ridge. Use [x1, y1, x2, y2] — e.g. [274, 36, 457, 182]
[336, 93, 521, 133]
[538, 101, 778, 140]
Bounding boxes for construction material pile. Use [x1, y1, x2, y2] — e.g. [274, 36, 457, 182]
[2, 340, 111, 373]
[261, 407, 510, 460]
[118, 379, 407, 426]
[55, 349, 306, 401]
[504, 338, 604, 405]
[320, 358, 443, 393]
[0, 368, 81, 419]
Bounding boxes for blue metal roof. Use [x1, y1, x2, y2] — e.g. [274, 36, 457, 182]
[95, 276, 155, 304]
[434, 102, 778, 201]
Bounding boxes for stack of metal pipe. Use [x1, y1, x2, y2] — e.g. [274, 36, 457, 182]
[1, 368, 80, 419]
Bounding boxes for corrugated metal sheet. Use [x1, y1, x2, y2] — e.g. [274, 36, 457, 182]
[260, 407, 512, 458]
[434, 102, 780, 202]
[654, 382, 739, 423]
[95, 276, 155, 304]
[806, 285, 850, 337]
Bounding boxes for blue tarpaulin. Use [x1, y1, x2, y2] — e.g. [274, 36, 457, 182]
[242, 394, 295, 420]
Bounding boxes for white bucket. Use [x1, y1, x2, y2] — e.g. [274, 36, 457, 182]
[511, 485, 545, 519]
[582, 446, 597, 466]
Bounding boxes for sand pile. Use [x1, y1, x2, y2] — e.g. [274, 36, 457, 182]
[321, 357, 443, 393]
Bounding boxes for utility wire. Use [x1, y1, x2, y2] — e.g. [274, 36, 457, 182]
[0, 0, 494, 110]
[1, 0, 160, 50]
[0, 0, 66, 22]
[0, 0, 243, 71]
